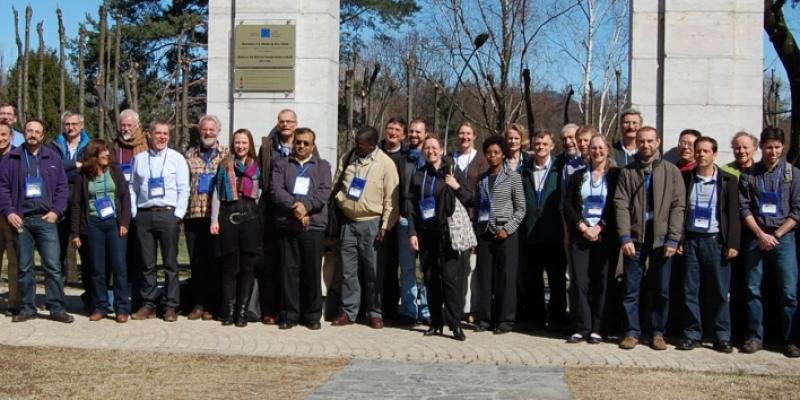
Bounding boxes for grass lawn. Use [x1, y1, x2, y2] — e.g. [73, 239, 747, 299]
[0, 345, 348, 399]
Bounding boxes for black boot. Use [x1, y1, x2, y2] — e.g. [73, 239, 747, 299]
[220, 301, 235, 326]
[235, 304, 248, 327]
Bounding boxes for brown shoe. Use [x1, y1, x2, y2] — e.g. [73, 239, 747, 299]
[651, 335, 667, 351]
[201, 311, 214, 321]
[115, 314, 129, 323]
[89, 312, 106, 322]
[131, 306, 156, 320]
[331, 312, 353, 326]
[619, 336, 639, 350]
[261, 315, 277, 325]
[187, 307, 204, 320]
[163, 308, 178, 322]
[370, 317, 384, 329]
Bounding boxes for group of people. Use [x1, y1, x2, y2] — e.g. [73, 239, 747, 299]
[0, 102, 798, 358]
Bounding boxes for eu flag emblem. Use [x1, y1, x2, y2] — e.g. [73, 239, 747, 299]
[261, 28, 271, 38]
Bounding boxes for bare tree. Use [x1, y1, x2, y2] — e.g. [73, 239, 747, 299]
[78, 26, 86, 116]
[36, 21, 44, 120]
[13, 6, 23, 121]
[57, 8, 66, 115]
[765, 0, 800, 162]
[22, 5, 32, 124]
[113, 14, 122, 127]
[97, 5, 108, 138]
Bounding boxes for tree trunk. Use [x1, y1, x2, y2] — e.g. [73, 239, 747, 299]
[13, 7, 23, 125]
[78, 27, 86, 116]
[57, 8, 66, 115]
[765, 0, 800, 163]
[405, 56, 415, 125]
[113, 15, 122, 127]
[97, 5, 107, 139]
[22, 6, 32, 125]
[174, 30, 184, 147]
[181, 36, 191, 151]
[522, 69, 535, 150]
[36, 21, 44, 120]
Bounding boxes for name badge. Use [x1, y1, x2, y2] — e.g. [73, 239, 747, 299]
[293, 176, 311, 196]
[420, 197, 436, 221]
[148, 177, 166, 198]
[692, 207, 712, 230]
[478, 200, 490, 223]
[585, 195, 604, 217]
[96, 196, 116, 220]
[121, 164, 133, 182]
[25, 176, 43, 199]
[347, 177, 367, 200]
[198, 173, 215, 194]
[645, 211, 654, 221]
[760, 191, 779, 217]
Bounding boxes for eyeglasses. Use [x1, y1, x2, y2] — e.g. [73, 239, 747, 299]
[294, 140, 312, 147]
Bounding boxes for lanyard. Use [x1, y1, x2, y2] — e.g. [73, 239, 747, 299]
[758, 162, 783, 193]
[23, 147, 40, 177]
[93, 171, 109, 201]
[147, 150, 169, 179]
[588, 168, 607, 198]
[534, 157, 552, 206]
[421, 170, 437, 200]
[481, 176, 493, 210]
[296, 162, 312, 177]
[354, 159, 371, 180]
[694, 176, 716, 211]
[201, 148, 217, 172]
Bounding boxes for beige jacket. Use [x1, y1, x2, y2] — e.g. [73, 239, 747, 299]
[334, 148, 399, 230]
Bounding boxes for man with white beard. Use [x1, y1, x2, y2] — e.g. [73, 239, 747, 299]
[184, 115, 228, 320]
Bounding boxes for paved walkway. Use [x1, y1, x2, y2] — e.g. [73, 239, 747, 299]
[0, 286, 798, 378]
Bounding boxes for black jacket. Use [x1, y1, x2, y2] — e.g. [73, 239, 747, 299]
[407, 161, 471, 237]
[681, 166, 741, 251]
[563, 166, 620, 240]
[70, 164, 132, 236]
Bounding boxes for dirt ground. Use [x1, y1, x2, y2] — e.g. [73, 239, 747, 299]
[0, 345, 348, 399]
[566, 367, 800, 400]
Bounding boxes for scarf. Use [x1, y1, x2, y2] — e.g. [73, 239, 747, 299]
[116, 129, 149, 155]
[217, 157, 261, 201]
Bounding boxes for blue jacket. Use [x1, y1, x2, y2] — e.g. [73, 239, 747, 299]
[0, 145, 69, 218]
[50, 130, 92, 187]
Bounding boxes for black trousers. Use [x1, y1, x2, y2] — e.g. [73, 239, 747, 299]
[380, 224, 400, 320]
[58, 217, 90, 295]
[184, 217, 219, 311]
[219, 210, 261, 309]
[475, 232, 519, 329]
[569, 236, 614, 335]
[519, 242, 567, 326]
[279, 229, 324, 324]
[419, 228, 462, 329]
[135, 209, 180, 309]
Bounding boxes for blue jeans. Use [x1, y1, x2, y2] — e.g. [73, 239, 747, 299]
[15, 215, 66, 315]
[682, 235, 731, 341]
[623, 243, 672, 338]
[397, 219, 430, 320]
[88, 216, 130, 315]
[743, 232, 798, 342]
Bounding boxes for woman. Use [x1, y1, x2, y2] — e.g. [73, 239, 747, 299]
[563, 134, 619, 343]
[473, 135, 526, 334]
[210, 128, 262, 327]
[504, 123, 530, 173]
[70, 139, 132, 322]
[450, 121, 488, 321]
[409, 136, 472, 341]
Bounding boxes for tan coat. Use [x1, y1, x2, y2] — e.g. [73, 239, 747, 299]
[334, 148, 399, 231]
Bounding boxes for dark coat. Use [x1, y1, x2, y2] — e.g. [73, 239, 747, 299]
[0, 145, 69, 218]
[681, 166, 741, 251]
[407, 161, 471, 237]
[70, 164, 132, 236]
[521, 155, 565, 244]
[270, 154, 332, 232]
[563, 166, 620, 240]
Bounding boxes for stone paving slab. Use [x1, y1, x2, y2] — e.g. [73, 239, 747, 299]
[307, 360, 572, 399]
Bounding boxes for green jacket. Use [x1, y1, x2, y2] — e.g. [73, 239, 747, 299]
[521, 155, 564, 244]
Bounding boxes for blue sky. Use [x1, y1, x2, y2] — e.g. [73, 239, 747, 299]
[0, 0, 797, 93]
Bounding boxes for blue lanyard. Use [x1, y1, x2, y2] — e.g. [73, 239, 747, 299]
[421, 170, 436, 200]
[354, 159, 370, 180]
[93, 172, 108, 201]
[23, 147, 40, 177]
[758, 162, 783, 193]
[534, 157, 553, 206]
[588, 168, 607, 198]
[148, 150, 169, 179]
[296, 162, 312, 177]
[201, 148, 217, 171]
[481, 176, 493, 210]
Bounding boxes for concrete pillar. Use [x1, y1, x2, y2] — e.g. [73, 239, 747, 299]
[207, 0, 340, 165]
[630, 0, 762, 163]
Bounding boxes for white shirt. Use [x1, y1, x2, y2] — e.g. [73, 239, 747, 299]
[130, 147, 190, 219]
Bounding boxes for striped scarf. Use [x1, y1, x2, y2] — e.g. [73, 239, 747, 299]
[217, 158, 261, 201]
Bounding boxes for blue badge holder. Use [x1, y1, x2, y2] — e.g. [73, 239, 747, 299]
[25, 176, 43, 199]
[420, 197, 437, 221]
[96, 196, 116, 220]
[148, 177, 166, 198]
[585, 195, 605, 217]
[760, 191, 779, 217]
[121, 164, 133, 182]
[198, 173, 215, 194]
[347, 177, 367, 200]
[692, 207, 713, 231]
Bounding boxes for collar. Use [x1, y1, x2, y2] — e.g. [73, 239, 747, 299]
[693, 165, 718, 183]
[149, 147, 169, 157]
[533, 155, 552, 170]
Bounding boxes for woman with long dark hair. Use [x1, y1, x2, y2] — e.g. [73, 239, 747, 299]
[70, 139, 132, 322]
[210, 128, 262, 327]
[408, 136, 471, 340]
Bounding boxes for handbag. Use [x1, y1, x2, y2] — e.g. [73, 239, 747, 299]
[447, 198, 477, 252]
[326, 149, 355, 239]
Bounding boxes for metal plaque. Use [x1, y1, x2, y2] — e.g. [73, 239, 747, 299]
[234, 69, 295, 92]
[234, 24, 295, 69]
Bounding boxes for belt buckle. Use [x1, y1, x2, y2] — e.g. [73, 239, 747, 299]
[229, 212, 243, 225]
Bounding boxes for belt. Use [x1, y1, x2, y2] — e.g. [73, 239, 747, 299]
[685, 231, 717, 239]
[138, 206, 175, 212]
[228, 211, 258, 225]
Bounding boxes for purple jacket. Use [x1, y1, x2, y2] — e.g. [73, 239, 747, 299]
[270, 154, 332, 232]
[0, 145, 69, 218]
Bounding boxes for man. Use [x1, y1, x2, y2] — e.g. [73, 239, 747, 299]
[332, 126, 399, 329]
[184, 115, 227, 320]
[110, 109, 149, 310]
[0, 103, 26, 147]
[0, 119, 73, 323]
[721, 131, 758, 178]
[271, 128, 332, 330]
[614, 126, 685, 350]
[665, 129, 701, 172]
[738, 127, 800, 357]
[0, 122, 20, 315]
[50, 111, 92, 310]
[129, 121, 190, 322]
[257, 109, 299, 324]
[519, 130, 567, 331]
[612, 108, 642, 166]
[676, 137, 740, 353]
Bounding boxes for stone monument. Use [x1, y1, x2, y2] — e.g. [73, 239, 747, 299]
[206, 0, 339, 164]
